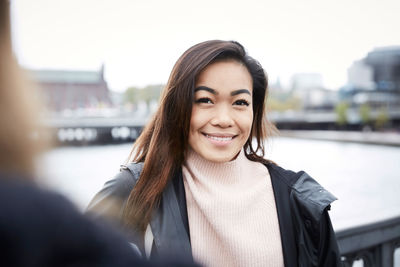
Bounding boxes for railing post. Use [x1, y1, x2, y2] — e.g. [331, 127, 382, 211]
[336, 216, 400, 267]
[379, 242, 393, 267]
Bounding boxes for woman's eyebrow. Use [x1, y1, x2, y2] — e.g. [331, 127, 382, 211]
[194, 86, 217, 95]
[194, 86, 251, 96]
[231, 89, 251, 96]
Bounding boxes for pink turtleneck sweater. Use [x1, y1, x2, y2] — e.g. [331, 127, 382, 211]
[182, 149, 284, 267]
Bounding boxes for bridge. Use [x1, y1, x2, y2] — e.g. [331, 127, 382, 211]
[268, 108, 400, 130]
[44, 115, 148, 144]
[43, 108, 400, 145]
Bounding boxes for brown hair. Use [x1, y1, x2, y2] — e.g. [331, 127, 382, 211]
[124, 40, 276, 232]
[0, 1, 43, 176]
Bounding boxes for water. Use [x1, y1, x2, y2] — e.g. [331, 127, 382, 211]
[38, 137, 400, 231]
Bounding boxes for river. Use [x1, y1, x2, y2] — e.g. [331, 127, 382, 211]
[38, 136, 400, 231]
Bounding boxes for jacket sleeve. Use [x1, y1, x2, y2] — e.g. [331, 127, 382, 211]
[290, 171, 341, 266]
[318, 208, 342, 267]
[86, 167, 137, 226]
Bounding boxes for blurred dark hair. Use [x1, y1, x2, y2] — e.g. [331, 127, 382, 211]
[124, 40, 276, 232]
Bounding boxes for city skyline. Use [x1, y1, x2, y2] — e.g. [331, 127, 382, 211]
[11, 0, 400, 92]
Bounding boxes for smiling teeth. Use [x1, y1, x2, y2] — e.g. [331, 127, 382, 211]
[206, 135, 233, 141]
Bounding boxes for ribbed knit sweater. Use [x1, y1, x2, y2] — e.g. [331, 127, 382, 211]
[182, 149, 284, 267]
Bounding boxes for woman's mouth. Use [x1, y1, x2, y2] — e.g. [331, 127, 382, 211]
[203, 133, 237, 146]
[205, 134, 233, 141]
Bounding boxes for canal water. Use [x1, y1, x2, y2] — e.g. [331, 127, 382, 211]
[38, 136, 400, 231]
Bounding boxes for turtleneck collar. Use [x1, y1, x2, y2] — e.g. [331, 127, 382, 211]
[183, 148, 248, 183]
[183, 148, 267, 189]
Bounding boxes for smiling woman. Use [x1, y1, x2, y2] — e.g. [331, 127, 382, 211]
[189, 60, 254, 162]
[87, 40, 341, 267]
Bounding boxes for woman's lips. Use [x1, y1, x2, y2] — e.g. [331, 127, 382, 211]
[203, 133, 237, 146]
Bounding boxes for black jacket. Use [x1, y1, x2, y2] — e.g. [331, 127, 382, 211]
[87, 162, 342, 267]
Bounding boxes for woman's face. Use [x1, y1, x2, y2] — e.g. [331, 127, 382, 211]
[188, 60, 253, 163]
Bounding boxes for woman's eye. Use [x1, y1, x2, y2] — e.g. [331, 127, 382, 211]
[234, 99, 250, 106]
[195, 98, 213, 104]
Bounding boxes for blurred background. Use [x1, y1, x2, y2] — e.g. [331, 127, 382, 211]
[9, 0, 400, 265]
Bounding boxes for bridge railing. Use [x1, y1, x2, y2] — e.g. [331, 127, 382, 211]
[336, 215, 400, 267]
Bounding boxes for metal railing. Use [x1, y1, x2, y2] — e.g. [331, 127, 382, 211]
[336, 215, 400, 266]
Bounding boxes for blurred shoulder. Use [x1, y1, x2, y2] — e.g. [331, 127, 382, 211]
[86, 162, 144, 222]
[0, 172, 76, 218]
[0, 171, 152, 267]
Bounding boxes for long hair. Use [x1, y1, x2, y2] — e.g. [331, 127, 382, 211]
[123, 40, 276, 232]
[0, 0, 43, 176]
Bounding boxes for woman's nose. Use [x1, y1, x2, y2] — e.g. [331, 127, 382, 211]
[210, 105, 234, 128]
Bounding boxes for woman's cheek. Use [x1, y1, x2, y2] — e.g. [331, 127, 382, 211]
[236, 110, 253, 131]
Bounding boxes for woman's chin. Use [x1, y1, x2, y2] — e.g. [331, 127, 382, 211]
[196, 149, 240, 163]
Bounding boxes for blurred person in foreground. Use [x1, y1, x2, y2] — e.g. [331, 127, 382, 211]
[88, 40, 341, 266]
[0, 1, 198, 266]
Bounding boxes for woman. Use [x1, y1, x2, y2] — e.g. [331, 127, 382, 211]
[88, 40, 341, 266]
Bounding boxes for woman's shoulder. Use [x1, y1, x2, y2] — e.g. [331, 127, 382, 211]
[266, 163, 337, 219]
[265, 162, 304, 187]
[86, 162, 144, 222]
[92, 162, 143, 201]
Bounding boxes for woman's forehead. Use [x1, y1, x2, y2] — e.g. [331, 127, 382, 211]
[195, 60, 252, 93]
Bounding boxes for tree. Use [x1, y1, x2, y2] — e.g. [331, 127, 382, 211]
[124, 86, 140, 105]
[375, 107, 389, 130]
[123, 84, 164, 106]
[140, 84, 163, 106]
[335, 101, 348, 127]
[359, 103, 371, 125]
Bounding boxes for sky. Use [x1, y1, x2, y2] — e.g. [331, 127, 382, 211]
[10, 0, 400, 92]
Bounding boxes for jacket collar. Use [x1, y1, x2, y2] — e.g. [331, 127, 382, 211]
[150, 177, 193, 261]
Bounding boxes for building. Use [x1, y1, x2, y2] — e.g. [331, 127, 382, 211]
[290, 73, 337, 110]
[30, 65, 112, 112]
[342, 46, 400, 108]
[347, 60, 375, 90]
[365, 46, 400, 92]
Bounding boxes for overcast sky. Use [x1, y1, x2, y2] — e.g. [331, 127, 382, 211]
[10, 0, 400, 92]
